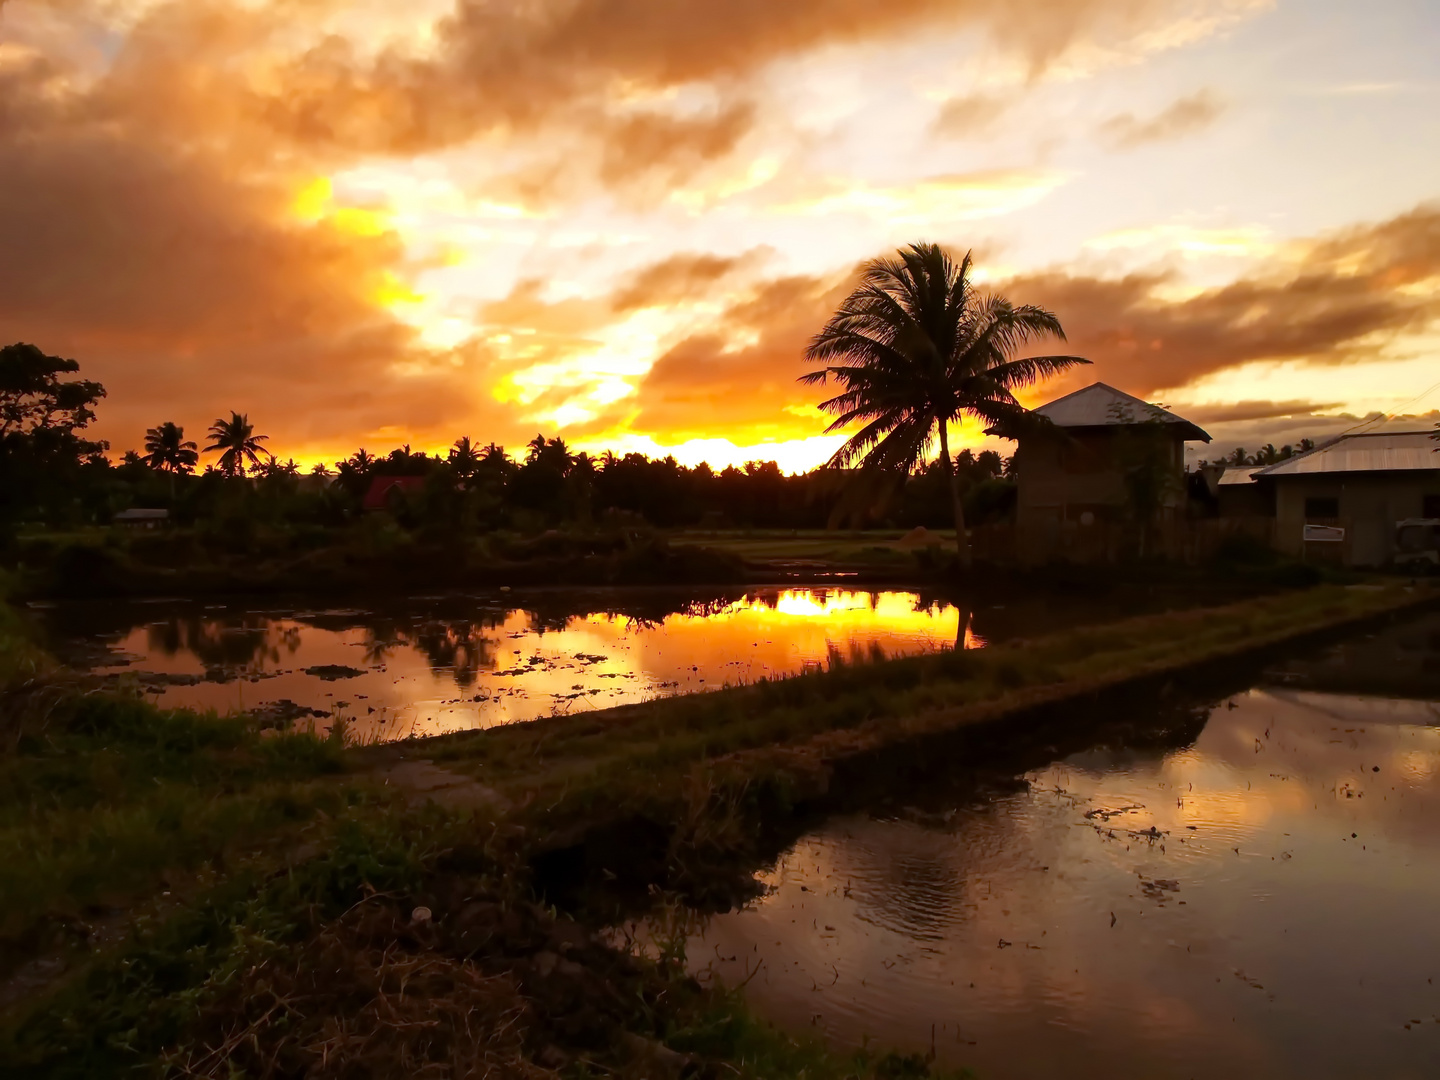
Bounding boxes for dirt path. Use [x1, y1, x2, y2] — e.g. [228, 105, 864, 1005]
[370, 756, 509, 811]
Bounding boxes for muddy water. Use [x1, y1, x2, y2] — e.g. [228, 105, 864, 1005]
[35, 588, 968, 741]
[684, 616, 1440, 1079]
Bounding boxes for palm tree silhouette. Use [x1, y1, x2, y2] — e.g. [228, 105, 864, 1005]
[449, 436, 481, 479]
[345, 448, 376, 474]
[142, 422, 198, 474]
[204, 412, 271, 478]
[802, 242, 1087, 566]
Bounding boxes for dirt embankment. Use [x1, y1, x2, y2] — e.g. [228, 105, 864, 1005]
[407, 583, 1439, 906]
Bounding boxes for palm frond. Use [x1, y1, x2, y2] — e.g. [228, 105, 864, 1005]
[983, 353, 1091, 389]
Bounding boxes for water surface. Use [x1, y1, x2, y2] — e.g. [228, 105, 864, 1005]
[38, 588, 968, 740]
[682, 614, 1440, 1079]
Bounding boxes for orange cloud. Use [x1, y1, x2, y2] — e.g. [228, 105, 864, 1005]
[0, 40, 510, 457]
[4, 1, 1428, 472]
[243, 0, 1257, 188]
[931, 93, 1012, 138]
[619, 205, 1440, 454]
[1097, 88, 1227, 148]
[609, 251, 763, 312]
[1002, 203, 1440, 399]
[632, 273, 854, 443]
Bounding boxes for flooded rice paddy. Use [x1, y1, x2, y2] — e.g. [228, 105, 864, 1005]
[38, 588, 973, 741]
[678, 613, 1440, 1079]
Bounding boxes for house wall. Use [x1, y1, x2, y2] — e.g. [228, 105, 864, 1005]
[1012, 428, 1188, 564]
[1217, 483, 1273, 519]
[1273, 473, 1440, 566]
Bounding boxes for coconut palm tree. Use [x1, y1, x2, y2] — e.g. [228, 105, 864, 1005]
[449, 436, 481, 479]
[204, 412, 270, 478]
[142, 422, 198, 475]
[801, 242, 1087, 567]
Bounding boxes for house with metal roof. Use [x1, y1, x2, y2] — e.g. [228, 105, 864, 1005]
[1253, 429, 1440, 566]
[994, 382, 1212, 563]
[1214, 466, 1273, 518]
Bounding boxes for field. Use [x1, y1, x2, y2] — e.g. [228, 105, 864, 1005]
[0, 579, 1432, 1077]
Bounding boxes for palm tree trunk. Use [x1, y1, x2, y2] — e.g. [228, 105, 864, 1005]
[936, 418, 972, 569]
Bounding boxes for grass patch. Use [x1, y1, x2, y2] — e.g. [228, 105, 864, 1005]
[2, 807, 474, 1078]
[0, 688, 357, 967]
[4, 803, 973, 1080]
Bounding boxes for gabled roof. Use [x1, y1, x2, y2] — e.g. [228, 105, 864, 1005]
[1255, 430, 1440, 477]
[1027, 382, 1211, 442]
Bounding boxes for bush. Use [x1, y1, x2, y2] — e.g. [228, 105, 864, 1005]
[1214, 532, 1278, 566]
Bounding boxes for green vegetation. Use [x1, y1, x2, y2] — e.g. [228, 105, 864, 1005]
[0, 581, 49, 693]
[4, 792, 974, 1080]
[9, 521, 752, 598]
[0, 687, 358, 968]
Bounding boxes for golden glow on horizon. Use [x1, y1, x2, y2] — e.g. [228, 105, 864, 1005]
[577, 432, 853, 474]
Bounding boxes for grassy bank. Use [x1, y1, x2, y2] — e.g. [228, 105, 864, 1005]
[3, 780, 968, 1080]
[2, 580, 1431, 1076]
[418, 582, 1433, 847]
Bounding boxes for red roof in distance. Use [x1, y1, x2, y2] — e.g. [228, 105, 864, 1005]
[362, 475, 427, 511]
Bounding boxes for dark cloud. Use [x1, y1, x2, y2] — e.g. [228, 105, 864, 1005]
[1196, 412, 1440, 464]
[7, 1, 1256, 210]
[1181, 400, 1345, 424]
[1097, 89, 1225, 149]
[1003, 203, 1440, 397]
[610, 251, 764, 312]
[253, 0, 1235, 169]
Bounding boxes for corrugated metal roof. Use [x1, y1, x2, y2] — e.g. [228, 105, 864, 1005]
[1217, 467, 1263, 486]
[1031, 382, 1211, 441]
[1256, 430, 1440, 477]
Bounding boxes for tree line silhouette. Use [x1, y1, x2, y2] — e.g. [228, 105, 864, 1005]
[0, 342, 1015, 537]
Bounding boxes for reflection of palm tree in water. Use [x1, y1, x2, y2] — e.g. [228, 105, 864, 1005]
[955, 611, 968, 650]
[356, 617, 502, 689]
[357, 617, 408, 667]
[410, 621, 498, 689]
[145, 615, 303, 673]
[359, 633, 400, 668]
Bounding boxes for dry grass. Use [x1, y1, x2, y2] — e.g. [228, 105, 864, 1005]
[167, 900, 555, 1080]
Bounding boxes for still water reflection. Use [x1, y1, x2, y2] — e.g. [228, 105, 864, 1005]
[41, 589, 965, 740]
[687, 620, 1440, 1080]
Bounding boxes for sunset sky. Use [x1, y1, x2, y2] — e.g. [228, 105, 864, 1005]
[2, 0, 1438, 471]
